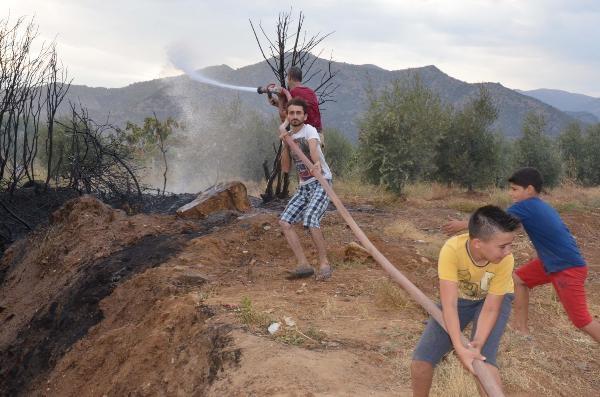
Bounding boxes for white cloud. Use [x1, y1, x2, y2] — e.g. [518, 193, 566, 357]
[5, 0, 600, 96]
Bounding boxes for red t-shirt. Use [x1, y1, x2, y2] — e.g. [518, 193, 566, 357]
[290, 86, 322, 132]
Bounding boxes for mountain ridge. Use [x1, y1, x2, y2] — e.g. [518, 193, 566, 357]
[517, 88, 600, 121]
[60, 56, 584, 142]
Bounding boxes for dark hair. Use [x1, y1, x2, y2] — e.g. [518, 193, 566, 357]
[286, 97, 307, 113]
[287, 66, 302, 82]
[469, 205, 521, 240]
[508, 167, 543, 193]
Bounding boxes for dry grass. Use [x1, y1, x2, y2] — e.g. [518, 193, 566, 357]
[545, 181, 600, 211]
[405, 182, 453, 201]
[320, 296, 338, 319]
[334, 178, 400, 207]
[497, 283, 600, 395]
[371, 278, 411, 310]
[405, 181, 600, 214]
[384, 219, 429, 241]
[487, 187, 513, 208]
[31, 224, 60, 267]
[332, 259, 368, 270]
[430, 355, 479, 397]
[382, 218, 445, 260]
[334, 179, 600, 215]
[416, 235, 446, 260]
[446, 198, 482, 213]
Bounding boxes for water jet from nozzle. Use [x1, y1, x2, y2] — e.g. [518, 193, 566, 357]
[168, 46, 257, 93]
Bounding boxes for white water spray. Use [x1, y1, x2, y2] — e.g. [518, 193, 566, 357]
[168, 45, 257, 93]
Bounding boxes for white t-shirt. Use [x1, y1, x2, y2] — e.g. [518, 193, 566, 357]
[289, 124, 332, 185]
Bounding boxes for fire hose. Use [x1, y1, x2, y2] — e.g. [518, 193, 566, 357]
[280, 134, 505, 397]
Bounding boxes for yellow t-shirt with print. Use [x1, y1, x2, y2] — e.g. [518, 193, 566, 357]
[438, 233, 514, 300]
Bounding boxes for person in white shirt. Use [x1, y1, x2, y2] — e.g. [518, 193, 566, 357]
[278, 98, 333, 281]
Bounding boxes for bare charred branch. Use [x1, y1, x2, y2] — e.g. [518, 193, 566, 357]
[249, 10, 339, 202]
[0, 199, 32, 230]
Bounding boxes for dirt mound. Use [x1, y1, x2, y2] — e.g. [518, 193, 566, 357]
[0, 195, 236, 395]
[49, 194, 125, 224]
[38, 266, 241, 396]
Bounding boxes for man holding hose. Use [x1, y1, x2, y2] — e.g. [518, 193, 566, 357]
[278, 98, 333, 281]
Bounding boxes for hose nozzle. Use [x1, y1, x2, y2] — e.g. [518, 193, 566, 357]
[257, 84, 280, 95]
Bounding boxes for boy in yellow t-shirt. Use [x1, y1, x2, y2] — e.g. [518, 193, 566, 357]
[411, 205, 520, 397]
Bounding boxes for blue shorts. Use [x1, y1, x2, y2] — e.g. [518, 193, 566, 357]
[280, 179, 330, 228]
[412, 294, 514, 368]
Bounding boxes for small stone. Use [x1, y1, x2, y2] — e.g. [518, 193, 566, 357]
[284, 316, 296, 327]
[268, 322, 281, 334]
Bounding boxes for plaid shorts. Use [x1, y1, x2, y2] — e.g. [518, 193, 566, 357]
[280, 179, 331, 228]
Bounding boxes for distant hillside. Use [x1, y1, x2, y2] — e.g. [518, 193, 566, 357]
[61, 57, 582, 142]
[518, 88, 600, 120]
[565, 111, 599, 124]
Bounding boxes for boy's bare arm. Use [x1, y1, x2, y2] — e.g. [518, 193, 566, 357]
[443, 219, 468, 235]
[440, 280, 485, 373]
[471, 293, 503, 349]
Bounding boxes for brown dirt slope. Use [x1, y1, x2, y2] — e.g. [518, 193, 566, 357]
[1, 192, 599, 396]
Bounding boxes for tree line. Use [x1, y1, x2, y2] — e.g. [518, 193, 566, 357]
[327, 76, 600, 194]
[0, 16, 191, 199]
[0, 16, 71, 193]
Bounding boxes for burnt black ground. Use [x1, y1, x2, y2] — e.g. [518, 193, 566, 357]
[0, 188, 199, 258]
[0, 210, 237, 396]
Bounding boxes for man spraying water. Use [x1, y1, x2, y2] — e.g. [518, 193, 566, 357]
[261, 66, 324, 145]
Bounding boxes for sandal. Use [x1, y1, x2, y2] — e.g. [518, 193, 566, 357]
[315, 265, 333, 281]
[286, 265, 315, 280]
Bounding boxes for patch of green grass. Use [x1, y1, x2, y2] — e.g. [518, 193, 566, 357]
[237, 296, 271, 328]
[276, 327, 327, 346]
[276, 330, 305, 346]
[304, 326, 327, 342]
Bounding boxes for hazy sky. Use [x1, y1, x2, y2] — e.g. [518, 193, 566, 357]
[5, 0, 600, 96]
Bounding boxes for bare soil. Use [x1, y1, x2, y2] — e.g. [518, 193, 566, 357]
[0, 192, 598, 396]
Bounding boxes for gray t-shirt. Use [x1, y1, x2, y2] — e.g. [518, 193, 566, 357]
[290, 124, 332, 185]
